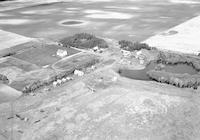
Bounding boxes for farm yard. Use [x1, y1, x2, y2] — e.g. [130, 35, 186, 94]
[0, 38, 83, 92]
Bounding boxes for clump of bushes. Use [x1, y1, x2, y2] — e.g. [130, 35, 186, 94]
[60, 33, 108, 49]
[0, 74, 9, 84]
[146, 51, 200, 89]
[2, 52, 16, 57]
[147, 70, 200, 89]
[118, 40, 151, 51]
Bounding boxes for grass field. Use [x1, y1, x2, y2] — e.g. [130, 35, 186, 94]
[10, 68, 56, 91]
[14, 44, 80, 66]
[0, 57, 39, 71]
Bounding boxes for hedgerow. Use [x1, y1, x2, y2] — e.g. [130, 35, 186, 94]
[118, 40, 151, 51]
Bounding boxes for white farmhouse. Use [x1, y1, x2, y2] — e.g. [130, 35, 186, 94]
[56, 49, 68, 58]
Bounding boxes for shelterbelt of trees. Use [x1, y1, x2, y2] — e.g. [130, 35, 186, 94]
[60, 33, 108, 49]
[23, 55, 99, 93]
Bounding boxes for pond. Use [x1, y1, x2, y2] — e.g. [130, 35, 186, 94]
[119, 62, 198, 81]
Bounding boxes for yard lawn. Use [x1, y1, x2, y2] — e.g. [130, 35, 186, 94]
[14, 45, 80, 66]
[53, 53, 99, 71]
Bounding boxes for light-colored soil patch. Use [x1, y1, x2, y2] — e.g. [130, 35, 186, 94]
[0, 29, 33, 51]
[66, 7, 81, 10]
[0, 19, 32, 25]
[0, 13, 12, 17]
[0, 84, 22, 104]
[84, 10, 134, 19]
[20, 9, 58, 15]
[104, 6, 140, 10]
[63, 10, 79, 14]
[170, 0, 200, 4]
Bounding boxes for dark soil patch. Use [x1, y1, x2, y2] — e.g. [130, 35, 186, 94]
[162, 30, 178, 36]
[62, 20, 83, 25]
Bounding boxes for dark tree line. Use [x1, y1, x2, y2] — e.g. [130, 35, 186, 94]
[60, 33, 108, 49]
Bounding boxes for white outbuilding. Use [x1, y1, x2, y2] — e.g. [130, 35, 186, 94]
[93, 46, 99, 52]
[57, 79, 62, 85]
[74, 70, 84, 76]
[66, 77, 73, 80]
[62, 78, 67, 83]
